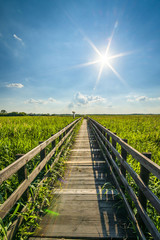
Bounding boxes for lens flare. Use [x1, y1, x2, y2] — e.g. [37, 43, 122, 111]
[45, 209, 59, 216]
[71, 21, 133, 90]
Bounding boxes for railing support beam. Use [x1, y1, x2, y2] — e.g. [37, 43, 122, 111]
[17, 154, 29, 202]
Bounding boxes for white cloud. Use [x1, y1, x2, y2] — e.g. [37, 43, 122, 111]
[69, 92, 105, 108]
[127, 95, 160, 102]
[13, 34, 24, 46]
[136, 96, 148, 102]
[6, 83, 24, 88]
[13, 34, 22, 42]
[25, 99, 44, 104]
[75, 92, 105, 105]
[25, 97, 57, 105]
[48, 97, 56, 102]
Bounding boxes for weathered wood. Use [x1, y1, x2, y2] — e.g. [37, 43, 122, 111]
[39, 142, 46, 161]
[91, 124, 146, 240]
[0, 118, 80, 184]
[111, 133, 116, 161]
[139, 153, 151, 210]
[0, 120, 80, 219]
[90, 120, 160, 214]
[7, 130, 76, 240]
[120, 139, 128, 192]
[33, 120, 136, 240]
[89, 118, 160, 179]
[51, 138, 55, 149]
[90, 120, 160, 240]
[16, 154, 29, 202]
[106, 129, 110, 151]
[120, 139, 128, 177]
[138, 153, 151, 228]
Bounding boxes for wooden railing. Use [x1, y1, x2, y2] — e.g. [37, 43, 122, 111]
[88, 117, 160, 240]
[0, 118, 81, 221]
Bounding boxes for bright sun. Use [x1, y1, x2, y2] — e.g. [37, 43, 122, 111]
[100, 54, 110, 66]
[73, 21, 132, 89]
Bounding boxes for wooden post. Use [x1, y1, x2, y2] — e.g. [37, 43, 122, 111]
[16, 154, 29, 202]
[120, 139, 128, 177]
[120, 139, 128, 193]
[39, 142, 46, 161]
[138, 152, 151, 228]
[106, 130, 110, 151]
[51, 135, 55, 149]
[111, 133, 116, 161]
[59, 134, 62, 143]
[139, 153, 151, 208]
[103, 131, 106, 145]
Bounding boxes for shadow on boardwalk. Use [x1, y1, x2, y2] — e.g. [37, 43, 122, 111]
[30, 119, 137, 240]
[88, 122, 136, 239]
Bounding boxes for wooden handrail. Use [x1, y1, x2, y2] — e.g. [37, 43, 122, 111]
[0, 118, 81, 219]
[89, 118, 160, 179]
[0, 118, 80, 185]
[89, 117, 160, 240]
[92, 121, 160, 213]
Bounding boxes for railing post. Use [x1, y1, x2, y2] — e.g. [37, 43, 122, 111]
[120, 139, 128, 193]
[111, 133, 116, 161]
[59, 134, 62, 143]
[16, 154, 29, 202]
[120, 139, 128, 177]
[39, 142, 46, 161]
[106, 129, 110, 151]
[138, 152, 151, 227]
[51, 135, 55, 150]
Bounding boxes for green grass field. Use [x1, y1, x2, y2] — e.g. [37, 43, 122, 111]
[91, 115, 160, 165]
[0, 115, 159, 236]
[0, 116, 76, 170]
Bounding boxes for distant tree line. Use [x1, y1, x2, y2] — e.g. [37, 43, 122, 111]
[0, 110, 82, 117]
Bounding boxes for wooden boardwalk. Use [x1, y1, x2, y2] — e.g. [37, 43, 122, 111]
[30, 120, 136, 239]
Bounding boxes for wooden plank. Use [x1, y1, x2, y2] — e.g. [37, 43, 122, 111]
[33, 119, 136, 240]
[0, 118, 80, 184]
[89, 118, 160, 179]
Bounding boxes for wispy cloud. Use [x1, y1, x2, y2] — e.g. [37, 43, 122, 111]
[13, 34, 24, 45]
[127, 95, 160, 102]
[25, 97, 57, 104]
[68, 92, 105, 108]
[48, 97, 56, 102]
[6, 83, 24, 88]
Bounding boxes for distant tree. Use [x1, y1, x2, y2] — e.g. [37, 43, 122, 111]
[1, 110, 7, 113]
[19, 112, 27, 116]
[8, 112, 19, 116]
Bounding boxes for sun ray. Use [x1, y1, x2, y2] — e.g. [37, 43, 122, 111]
[70, 60, 100, 69]
[107, 62, 127, 85]
[84, 37, 102, 57]
[108, 51, 133, 60]
[66, 17, 131, 89]
[105, 21, 118, 56]
[94, 64, 104, 90]
[105, 35, 113, 56]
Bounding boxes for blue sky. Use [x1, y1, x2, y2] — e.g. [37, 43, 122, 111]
[0, 0, 160, 114]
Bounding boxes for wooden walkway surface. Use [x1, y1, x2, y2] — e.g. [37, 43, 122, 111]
[30, 119, 136, 240]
